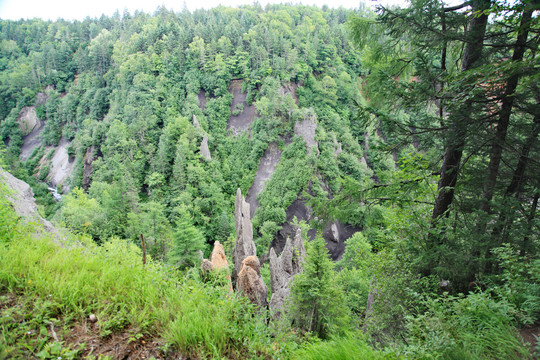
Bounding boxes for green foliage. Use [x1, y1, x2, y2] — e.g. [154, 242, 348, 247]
[1, 4, 537, 358]
[0, 295, 85, 359]
[291, 334, 393, 360]
[58, 187, 106, 240]
[168, 206, 206, 269]
[402, 293, 531, 360]
[491, 244, 540, 325]
[337, 233, 373, 318]
[126, 201, 172, 261]
[289, 236, 349, 339]
[0, 195, 286, 359]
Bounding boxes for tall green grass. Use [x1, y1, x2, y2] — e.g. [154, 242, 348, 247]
[291, 335, 396, 360]
[402, 293, 532, 360]
[0, 196, 275, 358]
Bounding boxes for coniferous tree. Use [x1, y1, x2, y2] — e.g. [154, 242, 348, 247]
[168, 206, 206, 270]
[289, 236, 348, 339]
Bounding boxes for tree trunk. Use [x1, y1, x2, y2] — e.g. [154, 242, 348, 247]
[431, 0, 490, 221]
[494, 114, 540, 246]
[478, 5, 533, 216]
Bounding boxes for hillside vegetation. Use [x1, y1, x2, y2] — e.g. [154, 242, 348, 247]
[0, 1, 539, 359]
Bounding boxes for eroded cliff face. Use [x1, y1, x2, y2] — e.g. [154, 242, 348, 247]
[0, 167, 63, 242]
[227, 80, 258, 136]
[45, 137, 75, 193]
[18, 91, 76, 194]
[232, 189, 268, 308]
[223, 80, 359, 261]
[246, 142, 282, 218]
[269, 228, 306, 317]
[17, 107, 42, 138]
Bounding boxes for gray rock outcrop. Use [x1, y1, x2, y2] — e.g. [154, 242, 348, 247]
[17, 106, 41, 136]
[269, 228, 306, 316]
[232, 188, 257, 285]
[46, 137, 75, 193]
[200, 135, 211, 160]
[82, 145, 97, 190]
[294, 113, 318, 155]
[237, 255, 268, 308]
[232, 188, 268, 308]
[0, 168, 62, 242]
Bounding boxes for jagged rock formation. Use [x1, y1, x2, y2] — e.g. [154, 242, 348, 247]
[0, 167, 62, 242]
[232, 188, 268, 307]
[232, 188, 257, 285]
[200, 135, 211, 160]
[201, 241, 233, 291]
[269, 228, 306, 317]
[237, 255, 268, 308]
[210, 241, 229, 270]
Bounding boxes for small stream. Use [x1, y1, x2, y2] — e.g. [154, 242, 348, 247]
[48, 186, 62, 201]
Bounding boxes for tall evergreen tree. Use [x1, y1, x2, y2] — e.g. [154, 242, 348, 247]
[289, 236, 348, 339]
[168, 206, 206, 270]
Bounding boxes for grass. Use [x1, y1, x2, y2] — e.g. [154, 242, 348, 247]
[291, 334, 399, 360]
[0, 172, 533, 360]
[0, 179, 279, 359]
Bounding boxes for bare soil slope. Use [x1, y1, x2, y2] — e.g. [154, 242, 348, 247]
[227, 80, 257, 136]
[246, 142, 282, 218]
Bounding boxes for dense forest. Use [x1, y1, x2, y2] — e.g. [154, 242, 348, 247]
[0, 0, 539, 359]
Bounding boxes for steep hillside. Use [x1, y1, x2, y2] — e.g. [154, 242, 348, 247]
[1, 2, 538, 359]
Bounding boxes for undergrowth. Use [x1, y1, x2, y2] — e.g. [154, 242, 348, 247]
[0, 177, 532, 359]
[0, 180, 348, 359]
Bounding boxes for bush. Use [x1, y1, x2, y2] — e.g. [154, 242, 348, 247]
[0, 198, 277, 359]
[291, 334, 393, 360]
[491, 244, 540, 325]
[402, 292, 531, 360]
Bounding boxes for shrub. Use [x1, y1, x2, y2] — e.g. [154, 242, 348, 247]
[402, 292, 531, 360]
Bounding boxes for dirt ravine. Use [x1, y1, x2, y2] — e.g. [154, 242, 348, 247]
[294, 114, 318, 155]
[20, 121, 45, 161]
[246, 142, 282, 218]
[227, 80, 258, 136]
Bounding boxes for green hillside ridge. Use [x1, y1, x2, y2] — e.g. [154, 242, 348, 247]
[1, 1, 539, 359]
